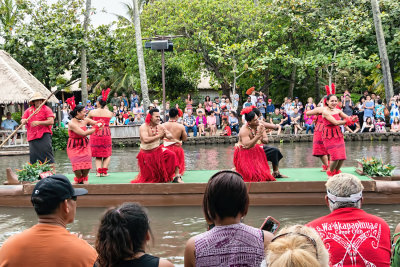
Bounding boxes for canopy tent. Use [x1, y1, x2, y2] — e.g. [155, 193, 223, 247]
[0, 50, 58, 105]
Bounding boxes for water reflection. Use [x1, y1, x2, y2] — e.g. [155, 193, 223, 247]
[0, 205, 399, 266]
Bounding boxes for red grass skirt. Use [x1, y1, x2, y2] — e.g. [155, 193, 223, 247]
[90, 127, 112, 158]
[322, 126, 346, 161]
[67, 137, 92, 171]
[312, 123, 328, 156]
[234, 144, 276, 182]
[165, 144, 185, 175]
[131, 146, 179, 183]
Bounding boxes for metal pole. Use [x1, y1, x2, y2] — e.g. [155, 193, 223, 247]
[161, 49, 166, 122]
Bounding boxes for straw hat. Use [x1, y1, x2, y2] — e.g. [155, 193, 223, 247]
[29, 92, 46, 104]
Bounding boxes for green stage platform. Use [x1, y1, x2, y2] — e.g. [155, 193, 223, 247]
[65, 167, 372, 184]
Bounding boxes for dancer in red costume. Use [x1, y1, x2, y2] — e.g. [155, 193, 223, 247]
[234, 107, 276, 182]
[306, 99, 330, 171]
[131, 108, 182, 183]
[66, 97, 103, 184]
[87, 88, 113, 177]
[163, 108, 187, 175]
[322, 92, 358, 177]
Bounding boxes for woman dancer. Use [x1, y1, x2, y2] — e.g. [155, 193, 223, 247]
[322, 93, 357, 177]
[88, 88, 113, 177]
[306, 98, 330, 171]
[66, 97, 103, 184]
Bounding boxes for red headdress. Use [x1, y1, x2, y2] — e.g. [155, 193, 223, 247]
[178, 108, 183, 117]
[66, 96, 76, 110]
[241, 106, 255, 115]
[325, 83, 336, 95]
[246, 86, 255, 95]
[101, 88, 111, 101]
[145, 113, 152, 124]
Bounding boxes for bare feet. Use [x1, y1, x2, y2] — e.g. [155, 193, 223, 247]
[172, 175, 184, 183]
[273, 171, 288, 178]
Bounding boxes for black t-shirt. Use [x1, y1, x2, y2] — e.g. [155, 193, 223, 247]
[95, 254, 160, 267]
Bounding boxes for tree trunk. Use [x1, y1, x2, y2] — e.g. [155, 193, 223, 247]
[315, 68, 320, 102]
[81, 0, 91, 104]
[133, 0, 150, 111]
[371, 0, 394, 104]
[221, 82, 231, 98]
[288, 64, 296, 98]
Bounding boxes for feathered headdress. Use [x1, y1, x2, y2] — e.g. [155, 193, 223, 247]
[101, 88, 111, 101]
[145, 113, 152, 124]
[178, 108, 183, 117]
[66, 96, 76, 110]
[325, 83, 336, 95]
[241, 106, 255, 115]
[246, 86, 255, 95]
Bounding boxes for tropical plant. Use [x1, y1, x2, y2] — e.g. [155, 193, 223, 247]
[16, 160, 52, 182]
[11, 111, 21, 124]
[52, 127, 69, 150]
[357, 156, 396, 177]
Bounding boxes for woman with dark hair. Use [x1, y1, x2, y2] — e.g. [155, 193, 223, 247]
[361, 117, 375, 132]
[88, 88, 113, 177]
[66, 96, 103, 184]
[184, 171, 273, 267]
[204, 96, 212, 113]
[95, 202, 173, 267]
[322, 93, 356, 177]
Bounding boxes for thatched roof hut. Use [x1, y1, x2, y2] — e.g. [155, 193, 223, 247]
[0, 50, 58, 104]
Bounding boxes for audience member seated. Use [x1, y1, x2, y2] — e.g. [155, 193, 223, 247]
[1, 112, 19, 144]
[196, 103, 205, 116]
[220, 119, 231, 136]
[269, 108, 282, 135]
[184, 109, 197, 137]
[303, 107, 315, 134]
[184, 171, 273, 267]
[307, 173, 391, 266]
[267, 225, 329, 267]
[196, 110, 207, 136]
[206, 110, 217, 136]
[127, 117, 135, 125]
[345, 121, 361, 133]
[389, 97, 400, 124]
[391, 117, 400, 133]
[229, 111, 239, 134]
[0, 175, 97, 267]
[279, 107, 291, 129]
[95, 202, 173, 267]
[116, 113, 125, 126]
[375, 117, 386, 133]
[305, 97, 316, 110]
[109, 112, 117, 126]
[361, 117, 375, 132]
[290, 108, 302, 134]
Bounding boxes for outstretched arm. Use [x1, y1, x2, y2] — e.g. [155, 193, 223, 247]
[322, 111, 346, 126]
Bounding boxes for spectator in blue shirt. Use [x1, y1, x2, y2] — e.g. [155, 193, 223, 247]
[228, 111, 239, 134]
[266, 99, 275, 114]
[1, 112, 19, 145]
[256, 97, 267, 119]
[183, 110, 197, 137]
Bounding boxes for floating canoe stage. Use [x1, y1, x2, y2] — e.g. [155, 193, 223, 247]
[1, 167, 400, 207]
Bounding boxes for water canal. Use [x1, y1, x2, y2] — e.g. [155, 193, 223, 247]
[0, 141, 400, 265]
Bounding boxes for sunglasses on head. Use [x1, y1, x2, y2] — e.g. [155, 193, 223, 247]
[271, 232, 319, 259]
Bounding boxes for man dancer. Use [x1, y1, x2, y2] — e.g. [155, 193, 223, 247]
[234, 107, 276, 182]
[21, 92, 55, 168]
[163, 108, 187, 176]
[131, 108, 182, 183]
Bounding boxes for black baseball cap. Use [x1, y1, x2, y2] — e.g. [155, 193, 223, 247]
[31, 174, 88, 204]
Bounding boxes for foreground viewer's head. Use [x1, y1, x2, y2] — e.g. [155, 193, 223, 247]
[96, 202, 152, 267]
[326, 173, 364, 212]
[267, 225, 329, 267]
[203, 170, 248, 223]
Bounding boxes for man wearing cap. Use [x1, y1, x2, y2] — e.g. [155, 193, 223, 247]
[21, 92, 55, 166]
[266, 99, 275, 116]
[0, 175, 97, 266]
[307, 173, 391, 266]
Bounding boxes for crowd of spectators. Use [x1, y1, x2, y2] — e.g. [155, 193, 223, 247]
[57, 89, 400, 136]
[0, 172, 398, 266]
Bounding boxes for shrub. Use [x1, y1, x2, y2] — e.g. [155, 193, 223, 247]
[52, 127, 68, 150]
[357, 157, 396, 177]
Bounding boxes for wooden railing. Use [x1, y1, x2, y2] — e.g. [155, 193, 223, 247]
[110, 125, 140, 138]
[0, 130, 28, 147]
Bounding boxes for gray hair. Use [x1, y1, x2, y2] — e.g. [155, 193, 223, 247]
[325, 173, 364, 212]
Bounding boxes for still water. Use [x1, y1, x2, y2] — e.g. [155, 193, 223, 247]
[0, 141, 400, 265]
